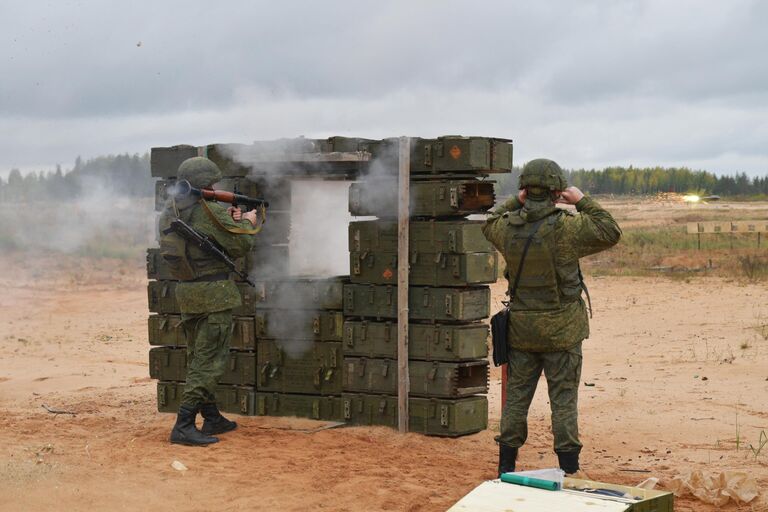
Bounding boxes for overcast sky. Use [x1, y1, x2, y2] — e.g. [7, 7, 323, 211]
[1, 0, 767, 177]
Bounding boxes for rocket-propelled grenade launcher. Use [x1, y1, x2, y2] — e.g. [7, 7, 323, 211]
[173, 179, 270, 209]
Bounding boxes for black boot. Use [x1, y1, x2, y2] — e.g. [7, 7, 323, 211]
[498, 445, 518, 476]
[200, 403, 237, 436]
[556, 450, 580, 474]
[170, 404, 219, 446]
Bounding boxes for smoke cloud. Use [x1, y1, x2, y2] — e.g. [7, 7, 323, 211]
[0, 176, 154, 258]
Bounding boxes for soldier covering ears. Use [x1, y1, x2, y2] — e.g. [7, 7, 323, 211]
[482, 159, 621, 475]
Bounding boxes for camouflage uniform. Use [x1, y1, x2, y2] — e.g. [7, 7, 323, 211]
[482, 159, 621, 471]
[159, 157, 258, 445]
[160, 197, 255, 406]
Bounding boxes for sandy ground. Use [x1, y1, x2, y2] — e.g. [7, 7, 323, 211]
[0, 251, 767, 512]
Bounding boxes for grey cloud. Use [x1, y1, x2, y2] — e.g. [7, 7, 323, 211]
[0, 0, 766, 176]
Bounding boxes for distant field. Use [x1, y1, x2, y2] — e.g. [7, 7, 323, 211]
[582, 196, 768, 280]
[2, 195, 767, 280]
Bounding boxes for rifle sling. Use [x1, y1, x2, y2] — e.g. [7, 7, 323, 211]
[578, 265, 593, 318]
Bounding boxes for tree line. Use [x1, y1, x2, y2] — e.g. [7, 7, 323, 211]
[0, 155, 766, 202]
[0, 153, 151, 202]
[495, 166, 768, 197]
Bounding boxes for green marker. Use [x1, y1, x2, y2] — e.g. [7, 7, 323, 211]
[500, 473, 560, 491]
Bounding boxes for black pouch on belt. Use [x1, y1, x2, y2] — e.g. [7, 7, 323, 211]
[491, 307, 509, 367]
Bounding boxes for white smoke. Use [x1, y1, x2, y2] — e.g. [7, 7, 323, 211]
[0, 176, 154, 258]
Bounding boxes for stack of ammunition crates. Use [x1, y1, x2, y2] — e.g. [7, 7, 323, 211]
[342, 136, 513, 436]
[147, 135, 512, 437]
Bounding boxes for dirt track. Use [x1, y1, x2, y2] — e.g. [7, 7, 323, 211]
[0, 253, 767, 511]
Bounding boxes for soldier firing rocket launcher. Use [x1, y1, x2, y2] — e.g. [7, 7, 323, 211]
[171, 179, 270, 210]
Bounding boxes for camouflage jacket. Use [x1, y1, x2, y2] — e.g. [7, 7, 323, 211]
[482, 195, 621, 351]
[160, 197, 256, 314]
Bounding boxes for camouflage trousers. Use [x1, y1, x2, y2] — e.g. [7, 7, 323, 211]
[180, 309, 233, 408]
[497, 342, 583, 453]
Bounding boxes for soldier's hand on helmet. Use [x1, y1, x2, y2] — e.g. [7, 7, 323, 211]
[557, 187, 585, 205]
[227, 207, 243, 221]
[517, 188, 527, 204]
[242, 209, 259, 226]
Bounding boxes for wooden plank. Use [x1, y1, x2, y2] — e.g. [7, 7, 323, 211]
[278, 151, 372, 163]
[731, 220, 768, 233]
[686, 222, 701, 234]
[397, 136, 411, 433]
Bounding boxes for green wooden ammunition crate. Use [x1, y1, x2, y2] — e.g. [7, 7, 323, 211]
[254, 393, 343, 421]
[257, 341, 342, 395]
[156, 381, 256, 415]
[343, 358, 488, 398]
[148, 314, 185, 346]
[343, 320, 488, 360]
[230, 317, 257, 350]
[563, 477, 674, 511]
[157, 381, 183, 412]
[408, 136, 512, 174]
[342, 394, 488, 437]
[149, 346, 187, 382]
[148, 315, 256, 350]
[350, 250, 497, 286]
[325, 136, 512, 174]
[349, 219, 493, 254]
[322, 136, 378, 153]
[241, 244, 290, 278]
[147, 280, 180, 314]
[146, 248, 176, 281]
[343, 284, 490, 322]
[216, 385, 258, 415]
[241, 277, 347, 312]
[219, 351, 258, 386]
[150, 145, 199, 178]
[149, 347, 257, 385]
[254, 310, 344, 342]
[349, 179, 495, 218]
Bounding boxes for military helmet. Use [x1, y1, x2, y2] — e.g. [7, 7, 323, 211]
[177, 157, 222, 188]
[519, 158, 567, 191]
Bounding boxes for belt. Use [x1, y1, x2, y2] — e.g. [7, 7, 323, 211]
[190, 273, 230, 282]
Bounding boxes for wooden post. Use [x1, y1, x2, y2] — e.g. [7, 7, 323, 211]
[758, 232, 761, 249]
[397, 136, 411, 433]
[697, 232, 701, 250]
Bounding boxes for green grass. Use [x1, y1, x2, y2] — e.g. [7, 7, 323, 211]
[581, 225, 768, 280]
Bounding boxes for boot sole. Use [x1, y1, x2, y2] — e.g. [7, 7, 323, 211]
[170, 438, 219, 446]
[201, 423, 237, 436]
